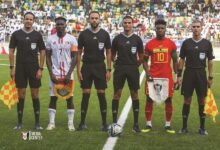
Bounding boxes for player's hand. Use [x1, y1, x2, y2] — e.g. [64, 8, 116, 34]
[174, 81, 180, 90]
[10, 68, 15, 80]
[51, 74, 58, 83]
[177, 77, 182, 85]
[147, 74, 153, 82]
[207, 79, 213, 88]
[36, 69, 43, 80]
[106, 71, 111, 82]
[64, 74, 71, 84]
[77, 71, 83, 81]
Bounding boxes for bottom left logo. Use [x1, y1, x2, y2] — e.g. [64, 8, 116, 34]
[21, 131, 43, 141]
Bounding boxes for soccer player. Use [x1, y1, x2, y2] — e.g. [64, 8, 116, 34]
[77, 11, 111, 131]
[177, 20, 214, 135]
[111, 15, 144, 133]
[142, 19, 177, 134]
[9, 12, 45, 130]
[45, 16, 78, 131]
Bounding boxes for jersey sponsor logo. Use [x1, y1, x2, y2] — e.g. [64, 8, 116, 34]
[131, 47, 137, 54]
[31, 43, 37, 50]
[99, 42, 104, 50]
[153, 48, 168, 63]
[199, 52, 206, 60]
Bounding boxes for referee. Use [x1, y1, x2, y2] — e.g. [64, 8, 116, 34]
[177, 19, 215, 135]
[9, 12, 45, 130]
[111, 16, 144, 133]
[77, 11, 111, 131]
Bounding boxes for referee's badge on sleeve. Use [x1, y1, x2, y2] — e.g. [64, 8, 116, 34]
[131, 47, 137, 54]
[148, 78, 169, 104]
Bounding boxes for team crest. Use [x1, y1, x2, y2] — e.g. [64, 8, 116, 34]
[199, 52, 206, 60]
[98, 42, 104, 50]
[131, 47, 137, 54]
[31, 43, 37, 50]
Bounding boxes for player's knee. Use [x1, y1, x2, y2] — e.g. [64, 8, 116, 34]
[113, 90, 122, 99]
[146, 96, 153, 103]
[97, 89, 105, 94]
[83, 89, 91, 94]
[184, 96, 192, 104]
[67, 97, 74, 109]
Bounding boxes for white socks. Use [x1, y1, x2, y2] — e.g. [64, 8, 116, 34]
[67, 109, 75, 125]
[48, 108, 56, 125]
[146, 121, 152, 127]
[165, 121, 171, 127]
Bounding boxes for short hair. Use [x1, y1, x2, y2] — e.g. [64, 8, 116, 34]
[155, 19, 167, 26]
[24, 12, 35, 19]
[192, 19, 202, 25]
[123, 15, 133, 22]
[55, 16, 67, 23]
[89, 11, 100, 17]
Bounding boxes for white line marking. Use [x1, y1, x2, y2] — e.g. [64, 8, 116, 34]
[102, 71, 146, 150]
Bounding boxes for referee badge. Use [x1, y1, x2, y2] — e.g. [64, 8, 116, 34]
[199, 52, 206, 60]
[131, 47, 137, 54]
[99, 42, 104, 50]
[31, 43, 37, 50]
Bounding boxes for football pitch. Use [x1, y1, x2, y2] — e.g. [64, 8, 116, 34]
[0, 54, 220, 150]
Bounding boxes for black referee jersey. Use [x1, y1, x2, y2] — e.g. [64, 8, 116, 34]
[9, 29, 45, 64]
[78, 28, 111, 64]
[179, 38, 215, 68]
[112, 33, 143, 66]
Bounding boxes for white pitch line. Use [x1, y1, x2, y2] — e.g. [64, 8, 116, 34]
[102, 71, 146, 150]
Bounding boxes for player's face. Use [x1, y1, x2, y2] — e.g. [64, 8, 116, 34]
[56, 20, 66, 34]
[191, 22, 202, 37]
[123, 18, 133, 33]
[23, 14, 34, 30]
[89, 13, 100, 29]
[155, 24, 166, 39]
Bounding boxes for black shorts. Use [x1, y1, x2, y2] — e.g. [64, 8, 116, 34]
[181, 68, 207, 97]
[113, 65, 140, 91]
[15, 63, 41, 88]
[80, 63, 107, 89]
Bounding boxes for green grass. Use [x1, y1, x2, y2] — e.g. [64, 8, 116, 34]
[0, 54, 220, 150]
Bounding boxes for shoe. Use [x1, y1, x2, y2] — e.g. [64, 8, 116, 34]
[46, 123, 55, 130]
[101, 124, 108, 132]
[68, 124, 75, 131]
[141, 125, 152, 133]
[198, 128, 208, 135]
[35, 124, 44, 130]
[178, 128, 188, 134]
[165, 126, 175, 134]
[77, 123, 87, 131]
[13, 124, 22, 130]
[132, 124, 141, 133]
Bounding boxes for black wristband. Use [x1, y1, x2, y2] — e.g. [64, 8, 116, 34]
[10, 66, 14, 69]
[39, 67, 44, 71]
[107, 69, 111, 72]
[208, 76, 213, 80]
[177, 69, 183, 77]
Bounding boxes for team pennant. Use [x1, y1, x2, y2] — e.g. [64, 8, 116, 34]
[0, 80, 18, 109]
[204, 88, 219, 122]
[53, 79, 75, 100]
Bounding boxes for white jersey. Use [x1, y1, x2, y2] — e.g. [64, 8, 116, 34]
[46, 33, 77, 79]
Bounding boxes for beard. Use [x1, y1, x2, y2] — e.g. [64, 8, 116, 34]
[91, 23, 99, 29]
